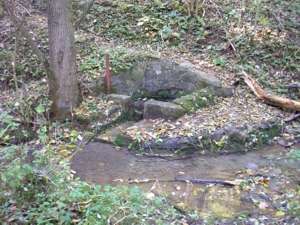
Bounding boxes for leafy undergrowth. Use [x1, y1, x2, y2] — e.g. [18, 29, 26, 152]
[0, 145, 188, 224]
[0, 0, 299, 224]
[80, 0, 299, 92]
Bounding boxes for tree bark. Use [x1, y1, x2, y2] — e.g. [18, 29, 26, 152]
[48, 0, 80, 119]
[243, 72, 300, 111]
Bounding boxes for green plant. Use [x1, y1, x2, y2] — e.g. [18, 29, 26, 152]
[0, 112, 20, 145]
[79, 47, 155, 81]
[0, 145, 185, 224]
[128, 131, 145, 151]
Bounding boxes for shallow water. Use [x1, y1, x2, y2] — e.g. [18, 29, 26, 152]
[71, 143, 300, 219]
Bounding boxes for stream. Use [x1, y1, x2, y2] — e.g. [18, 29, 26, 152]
[71, 143, 300, 219]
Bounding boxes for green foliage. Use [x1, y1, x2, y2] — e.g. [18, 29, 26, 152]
[173, 89, 215, 112]
[201, 0, 299, 91]
[84, 1, 205, 45]
[0, 82, 51, 145]
[287, 187, 300, 217]
[4, 82, 51, 125]
[79, 46, 155, 81]
[81, 0, 299, 93]
[0, 112, 20, 145]
[0, 31, 47, 89]
[0, 145, 183, 224]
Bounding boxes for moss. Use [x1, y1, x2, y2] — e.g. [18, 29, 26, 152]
[246, 122, 282, 148]
[196, 121, 282, 154]
[173, 88, 215, 112]
[114, 134, 131, 147]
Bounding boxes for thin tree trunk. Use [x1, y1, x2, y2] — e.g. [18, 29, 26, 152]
[48, 0, 80, 119]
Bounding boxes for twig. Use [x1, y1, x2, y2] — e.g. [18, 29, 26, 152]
[113, 215, 129, 225]
[126, 177, 235, 186]
[127, 178, 161, 184]
[284, 113, 300, 123]
[137, 152, 175, 159]
[12, 30, 19, 92]
[175, 176, 235, 187]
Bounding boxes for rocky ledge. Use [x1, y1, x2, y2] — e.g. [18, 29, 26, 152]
[83, 57, 286, 154]
[96, 90, 284, 154]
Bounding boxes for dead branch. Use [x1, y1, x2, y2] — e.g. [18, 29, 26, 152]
[12, 28, 19, 92]
[243, 72, 300, 111]
[284, 113, 300, 122]
[175, 177, 235, 187]
[125, 177, 235, 186]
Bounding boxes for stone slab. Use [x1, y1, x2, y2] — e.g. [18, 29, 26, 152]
[143, 99, 186, 120]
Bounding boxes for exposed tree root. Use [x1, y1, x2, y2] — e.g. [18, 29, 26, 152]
[243, 72, 300, 111]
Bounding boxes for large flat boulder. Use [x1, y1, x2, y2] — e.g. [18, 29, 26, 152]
[143, 99, 186, 120]
[111, 58, 233, 99]
[142, 59, 222, 98]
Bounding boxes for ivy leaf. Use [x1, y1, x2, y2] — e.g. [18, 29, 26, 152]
[35, 104, 45, 114]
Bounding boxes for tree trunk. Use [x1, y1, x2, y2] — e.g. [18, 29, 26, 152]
[48, 0, 80, 119]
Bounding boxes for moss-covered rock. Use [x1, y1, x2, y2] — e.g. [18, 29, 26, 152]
[109, 57, 233, 100]
[137, 120, 283, 154]
[197, 120, 283, 153]
[173, 88, 215, 112]
[95, 122, 135, 145]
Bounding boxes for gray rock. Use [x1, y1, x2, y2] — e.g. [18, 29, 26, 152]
[143, 99, 186, 120]
[139, 119, 282, 153]
[112, 60, 148, 96]
[107, 94, 132, 110]
[112, 58, 233, 99]
[95, 122, 135, 146]
[142, 59, 222, 98]
[146, 136, 199, 151]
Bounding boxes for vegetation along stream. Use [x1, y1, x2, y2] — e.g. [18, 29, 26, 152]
[71, 142, 300, 221]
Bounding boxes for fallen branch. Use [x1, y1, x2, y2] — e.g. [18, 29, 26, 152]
[243, 72, 300, 111]
[124, 177, 235, 187]
[284, 113, 300, 122]
[174, 177, 235, 187]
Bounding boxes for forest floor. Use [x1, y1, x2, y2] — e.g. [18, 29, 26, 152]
[0, 0, 299, 224]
